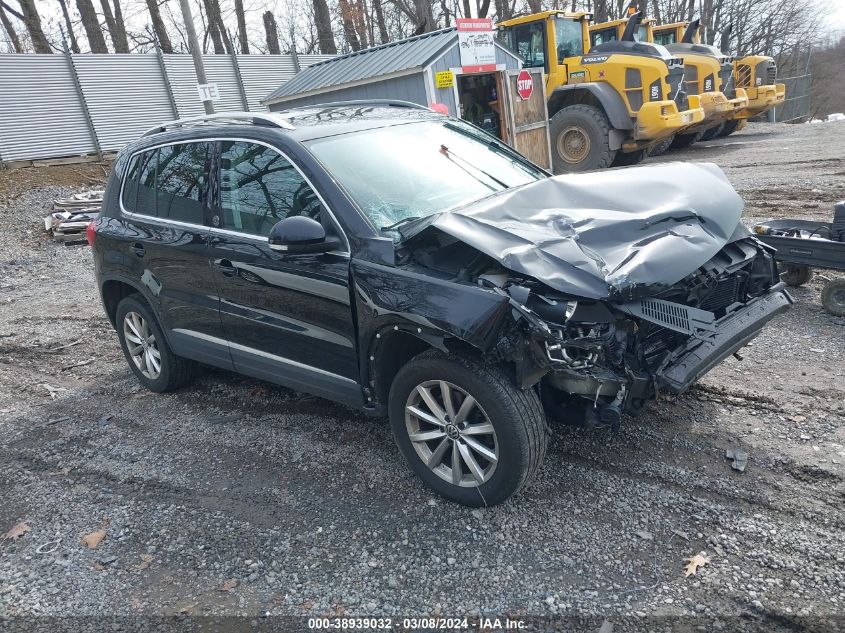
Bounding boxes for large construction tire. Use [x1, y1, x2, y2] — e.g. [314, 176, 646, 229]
[611, 148, 646, 167]
[719, 119, 741, 137]
[670, 130, 704, 149]
[699, 123, 725, 141]
[549, 104, 615, 173]
[780, 264, 812, 287]
[648, 136, 674, 157]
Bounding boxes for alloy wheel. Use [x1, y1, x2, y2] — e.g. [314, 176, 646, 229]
[122, 311, 161, 380]
[405, 380, 498, 487]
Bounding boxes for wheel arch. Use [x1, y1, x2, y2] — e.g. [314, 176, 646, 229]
[548, 83, 634, 131]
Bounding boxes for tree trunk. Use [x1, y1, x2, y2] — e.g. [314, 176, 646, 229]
[262, 11, 280, 54]
[234, 0, 249, 53]
[56, 0, 80, 53]
[145, 0, 172, 52]
[476, 0, 490, 18]
[353, 0, 369, 49]
[76, 0, 109, 52]
[0, 3, 22, 52]
[312, 0, 337, 54]
[372, 0, 389, 43]
[527, 0, 542, 13]
[462, 0, 471, 17]
[16, 0, 52, 53]
[201, 0, 225, 53]
[338, 0, 361, 51]
[205, 0, 234, 54]
[100, 0, 129, 52]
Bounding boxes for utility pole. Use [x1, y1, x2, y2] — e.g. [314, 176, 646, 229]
[178, 0, 214, 114]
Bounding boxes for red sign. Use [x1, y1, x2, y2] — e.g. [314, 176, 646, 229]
[516, 70, 534, 100]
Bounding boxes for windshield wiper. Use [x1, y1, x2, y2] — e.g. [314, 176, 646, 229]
[439, 144, 508, 190]
[380, 216, 422, 231]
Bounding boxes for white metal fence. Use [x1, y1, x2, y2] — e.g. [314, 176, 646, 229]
[0, 52, 332, 164]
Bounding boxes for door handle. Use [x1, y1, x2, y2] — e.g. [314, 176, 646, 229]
[214, 259, 237, 277]
[130, 242, 145, 257]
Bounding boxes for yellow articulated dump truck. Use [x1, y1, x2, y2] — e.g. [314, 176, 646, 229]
[654, 21, 784, 139]
[651, 20, 747, 148]
[496, 11, 704, 172]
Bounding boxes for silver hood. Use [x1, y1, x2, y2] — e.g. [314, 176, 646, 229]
[400, 162, 744, 299]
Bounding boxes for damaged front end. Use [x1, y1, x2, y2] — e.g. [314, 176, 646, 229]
[389, 162, 792, 426]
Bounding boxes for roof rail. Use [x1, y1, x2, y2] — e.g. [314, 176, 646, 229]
[141, 112, 295, 137]
[291, 99, 431, 111]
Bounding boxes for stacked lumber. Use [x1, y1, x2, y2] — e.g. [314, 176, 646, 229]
[44, 190, 103, 243]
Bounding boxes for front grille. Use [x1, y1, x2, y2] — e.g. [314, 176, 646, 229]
[766, 63, 777, 85]
[736, 64, 752, 88]
[719, 62, 735, 97]
[684, 64, 699, 95]
[667, 64, 688, 109]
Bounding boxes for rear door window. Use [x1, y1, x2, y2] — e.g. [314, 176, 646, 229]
[121, 143, 209, 224]
[218, 141, 322, 236]
[155, 143, 210, 224]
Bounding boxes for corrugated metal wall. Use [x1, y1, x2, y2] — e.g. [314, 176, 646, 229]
[267, 72, 430, 112]
[0, 53, 332, 163]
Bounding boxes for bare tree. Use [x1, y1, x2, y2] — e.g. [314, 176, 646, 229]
[373, 0, 390, 42]
[3, 0, 51, 52]
[234, 0, 249, 53]
[76, 0, 109, 52]
[146, 0, 173, 52]
[100, 0, 129, 52]
[312, 0, 337, 53]
[262, 10, 281, 53]
[338, 0, 362, 50]
[56, 0, 81, 53]
[0, 1, 22, 52]
[202, 0, 234, 53]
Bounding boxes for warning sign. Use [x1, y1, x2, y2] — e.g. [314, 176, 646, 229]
[516, 69, 533, 100]
[435, 70, 454, 88]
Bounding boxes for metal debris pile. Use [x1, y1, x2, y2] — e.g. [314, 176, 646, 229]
[44, 190, 103, 243]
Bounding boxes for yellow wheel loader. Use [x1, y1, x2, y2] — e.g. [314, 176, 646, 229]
[496, 11, 703, 172]
[654, 22, 784, 139]
[651, 20, 748, 148]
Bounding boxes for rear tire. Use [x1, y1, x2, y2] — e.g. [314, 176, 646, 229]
[699, 123, 725, 141]
[115, 294, 196, 392]
[648, 136, 674, 157]
[670, 130, 703, 149]
[780, 264, 812, 287]
[388, 350, 547, 507]
[549, 104, 615, 173]
[611, 148, 646, 167]
[719, 119, 741, 137]
[821, 278, 845, 317]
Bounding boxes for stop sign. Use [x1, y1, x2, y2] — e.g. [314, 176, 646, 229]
[516, 69, 534, 100]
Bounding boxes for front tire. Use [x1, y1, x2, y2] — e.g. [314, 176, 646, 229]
[699, 122, 725, 141]
[549, 104, 615, 173]
[648, 136, 674, 157]
[719, 119, 741, 137]
[388, 351, 547, 506]
[611, 148, 646, 167]
[115, 294, 195, 392]
[670, 130, 703, 149]
[821, 278, 845, 316]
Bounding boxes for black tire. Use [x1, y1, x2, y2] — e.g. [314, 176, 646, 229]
[115, 294, 195, 392]
[549, 104, 615, 173]
[648, 136, 674, 157]
[780, 264, 812, 287]
[699, 123, 725, 141]
[670, 130, 703, 149]
[388, 350, 547, 507]
[821, 278, 845, 317]
[611, 148, 646, 167]
[719, 119, 741, 137]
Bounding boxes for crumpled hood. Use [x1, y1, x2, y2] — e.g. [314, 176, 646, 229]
[400, 162, 744, 300]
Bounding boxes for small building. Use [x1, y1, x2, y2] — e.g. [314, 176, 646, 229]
[262, 28, 525, 142]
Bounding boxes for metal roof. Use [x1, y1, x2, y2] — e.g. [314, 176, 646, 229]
[263, 28, 458, 104]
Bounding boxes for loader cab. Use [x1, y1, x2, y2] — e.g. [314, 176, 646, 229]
[652, 22, 690, 46]
[589, 18, 652, 47]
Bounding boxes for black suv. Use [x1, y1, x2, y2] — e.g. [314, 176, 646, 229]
[90, 102, 791, 507]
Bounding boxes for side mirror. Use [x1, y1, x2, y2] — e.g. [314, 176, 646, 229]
[268, 216, 339, 254]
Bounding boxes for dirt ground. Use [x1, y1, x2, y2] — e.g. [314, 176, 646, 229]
[1, 122, 844, 632]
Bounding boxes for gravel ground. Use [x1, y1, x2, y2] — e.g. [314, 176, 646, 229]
[1, 122, 844, 632]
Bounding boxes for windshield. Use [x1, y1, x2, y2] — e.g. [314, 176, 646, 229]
[306, 120, 546, 236]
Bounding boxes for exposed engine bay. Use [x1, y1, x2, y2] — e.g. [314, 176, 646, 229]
[392, 162, 793, 426]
